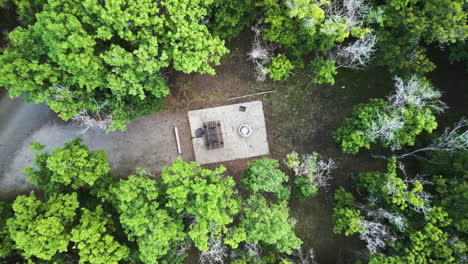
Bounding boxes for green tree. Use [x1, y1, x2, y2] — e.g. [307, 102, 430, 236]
[334, 98, 388, 154]
[0, 201, 14, 258]
[369, 207, 463, 264]
[6, 192, 79, 260]
[24, 137, 111, 195]
[285, 152, 336, 200]
[425, 151, 468, 234]
[266, 53, 295, 81]
[332, 187, 364, 236]
[228, 195, 302, 254]
[207, 0, 256, 39]
[9, 0, 47, 25]
[256, 0, 371, 83]
[372, 0, 468, 74]
[71, 206, 129, 264]
[112, 175, 185, 263]
[335, 76, 441, 154]
[0, 0, 228, 131]
[242, 157, 290, 201]
[310, 57, 337, 85]
[357, 158, 425, 210]
[161, 157, 239, 252]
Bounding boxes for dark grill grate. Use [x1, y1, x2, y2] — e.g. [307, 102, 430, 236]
[203, 121, 224, 150]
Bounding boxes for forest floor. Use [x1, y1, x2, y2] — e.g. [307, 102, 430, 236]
[164, 32, 395, 263]
[0, 30, 465, 263]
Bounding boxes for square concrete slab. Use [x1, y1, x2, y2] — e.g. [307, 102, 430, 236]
[188, 101, 270, 164]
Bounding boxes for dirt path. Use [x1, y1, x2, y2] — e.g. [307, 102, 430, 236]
[0, 96, 194, 199]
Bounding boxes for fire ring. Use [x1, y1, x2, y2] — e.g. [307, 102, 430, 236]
[238, 124, 252, 137]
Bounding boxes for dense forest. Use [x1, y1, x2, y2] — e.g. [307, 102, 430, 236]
[0, 0, 467, 263]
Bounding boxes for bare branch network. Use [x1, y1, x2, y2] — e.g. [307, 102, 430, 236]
[71, 109, 111, 133]
[199, 238, 228, 264]
[388, 75, 448, 112]
[287, 152, 337, 191]
[365, 76, 446, 151]
[247, 22, 274, 81]
[398, 118, 468, 159]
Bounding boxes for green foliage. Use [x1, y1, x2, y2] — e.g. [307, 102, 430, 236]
[0, 0, 228, 131]
[334, 99, 387, 154]
[71, 206, 129, 264]
[358, 157, 425, 210]
[6, 192, 79, 260]
[0, 201, 14, 258]
[334, 97, 438, 154]
[285, 152, 320, 199]
[425, 151, 468, 234]
[10, 0, 47, 25]
[258, 0, 326, 57]
[294, 177, 318, 199]
[25, 137, 111, 195]
[256, 0, 369, 83]
[112, 175, 185, 263]
[230, 196, 302, 254]
[332, 187, 364, 235]
[310, 57, 337, 85]
[266, 54, 295, 81]
[208, 0, 256, 39]
[161, 157, 239, 252]
[372, 0, 468, 75]
[369, 207, 462, 264]
[448, 42, 468, 71]
[242, 157, 290, 201]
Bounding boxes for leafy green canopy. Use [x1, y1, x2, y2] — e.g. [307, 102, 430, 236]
[332, 158, 466, 263]
[242, 157, 291, 201]
[161, 157, 239, 252]
[71, 206, 129, 264]
[207, 0, 257, 39]
[228, 195, 302, 254]
[257, 0, 370, 84]
[334, 98, 437, 154]
[0, 0, 228, 131]
[6, 192, 79, 260]
[25, 137, 111, 195]
[368, 207, 463, 264]
[372, 0, 468, 75]
[332, 187, 364, 236]
[357, 157, 425, 210]
[266, 54, 295, 81]
[112, 175, 185, 264]
[425, 151, 468, 235]
[0, 201, 15, 258]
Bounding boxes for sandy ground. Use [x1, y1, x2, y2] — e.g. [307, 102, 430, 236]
[0, 95, 194, 199]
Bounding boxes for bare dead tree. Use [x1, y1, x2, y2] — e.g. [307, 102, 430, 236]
[71, 109, 111, 133]
[341, 0, 371, 28]
[247, 22, 274, 81]
[387, 75, 447, 112]
[411, 191, 432, 217]
[199, 238, 228, 264]
[325, 0, 371, 29]
[332, 32, 377, 69]
[366, 113, 405, 150]
[397, 118, 468, 159]
[295, 247, 319, 264]
[286, 152, 337, 191]
[244, 243, 261, 257]
[52, 85, 76, 100]
[366, 209, 407, 232]
[359, 220, 398, 254]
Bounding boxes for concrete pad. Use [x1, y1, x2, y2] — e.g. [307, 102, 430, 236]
[188, 101, 269, 164]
